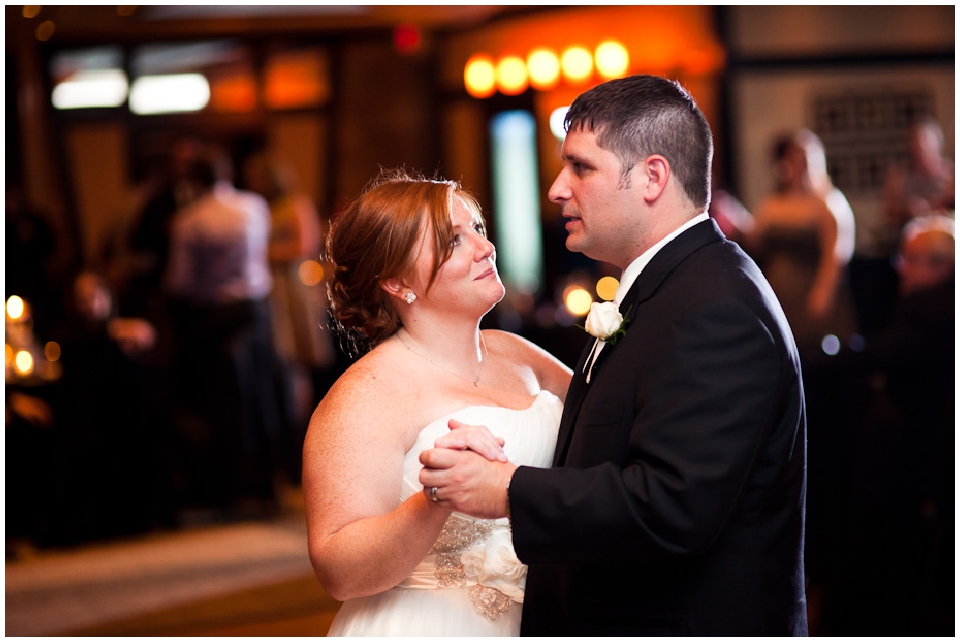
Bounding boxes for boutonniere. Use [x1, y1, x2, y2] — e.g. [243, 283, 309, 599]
[580, 302, 632, 384]
[583, 301, 631, 346]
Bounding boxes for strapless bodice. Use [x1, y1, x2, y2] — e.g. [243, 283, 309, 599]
[397, 390, 562, 621]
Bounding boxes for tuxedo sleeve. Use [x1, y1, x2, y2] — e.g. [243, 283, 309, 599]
[509, 298, 796, 564]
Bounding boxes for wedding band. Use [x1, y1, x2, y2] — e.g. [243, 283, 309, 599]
[430, 486, 439, 503]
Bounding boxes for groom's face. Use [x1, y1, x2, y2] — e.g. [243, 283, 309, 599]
[548, 127, 643, 270]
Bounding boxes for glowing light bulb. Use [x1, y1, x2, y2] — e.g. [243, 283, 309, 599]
[496, 56, 528, 96]
[561, 46, 593, 84]
[464, 54, 496, 98]
[595, 40, 630, 79]
[526, 48, 560, 90]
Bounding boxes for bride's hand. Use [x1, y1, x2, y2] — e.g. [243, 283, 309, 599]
[434, 419, 508, 462]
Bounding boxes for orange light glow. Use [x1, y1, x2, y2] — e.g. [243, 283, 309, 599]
[563, 285, 593, 316]
[496, 56, 528, 96]
[526, 48, 560, 90]
[35, 20, 55, 42]
[464, 54, 496, 98]
[596, 276, 620, 301]
[44, 341, 61, 362]
[595, 40, 630, 80]
[6, 296, 25, 320]
[561, 46, 593, 84]
[681, 45, 725, 76]
[15, 350, 34, 376]
[265, 50, 330, 109]
[299, 260, 325, 287]
[209, 74, 256, 113]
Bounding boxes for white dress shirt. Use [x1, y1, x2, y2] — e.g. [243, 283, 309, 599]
[584, 213, 710, 381]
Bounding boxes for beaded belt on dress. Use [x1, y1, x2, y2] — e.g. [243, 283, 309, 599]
[427, 515, 518, 622]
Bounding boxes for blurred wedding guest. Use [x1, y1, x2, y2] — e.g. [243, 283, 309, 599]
[243, 152, 338, 478]
[824, 214, 954, 635]
[40, 271, 172, 545]
[126, 136, 203, 320]
[883, 117, 954, 230]
[745, 128, 858, 358]
[164, 147, 289, 515]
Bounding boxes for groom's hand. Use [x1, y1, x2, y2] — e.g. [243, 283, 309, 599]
[419, 446, 517, 519]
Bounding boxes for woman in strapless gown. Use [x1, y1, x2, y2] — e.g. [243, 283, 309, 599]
[302, 171, 571, 637]
[745, 129, 857, 358]
[328, 392, 562, 636]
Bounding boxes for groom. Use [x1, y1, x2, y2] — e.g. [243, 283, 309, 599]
[420, 75, 808, 636]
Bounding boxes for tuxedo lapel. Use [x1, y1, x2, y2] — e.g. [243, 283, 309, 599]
[552, 218, 725, 467]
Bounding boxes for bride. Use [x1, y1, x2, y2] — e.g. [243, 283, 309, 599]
[302, 170, 571, 636]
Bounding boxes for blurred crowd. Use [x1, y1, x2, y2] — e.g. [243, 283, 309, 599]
[5, 118, 954, 634]
[6, 140, 345, 546]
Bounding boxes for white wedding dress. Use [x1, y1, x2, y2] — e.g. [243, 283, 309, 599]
[327, 390, 562, 637]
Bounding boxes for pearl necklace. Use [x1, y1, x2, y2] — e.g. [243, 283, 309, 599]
[395, 329, 486, 387]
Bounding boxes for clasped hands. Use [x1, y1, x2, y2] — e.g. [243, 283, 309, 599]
[419, 419, 518, 519]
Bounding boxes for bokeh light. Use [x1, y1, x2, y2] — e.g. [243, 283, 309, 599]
[496, 55, 528, 95]
[821, 334, 841, 356]
[464, 54, 496, 98]
[561, 46, 593, 84]
[129, 74, 210, 115]
[550, 106, 569, 140]
[44, 341, 61, 362]
[596, 276, 620, 301]
[52, 70, 129, 110]
[299, 259, 325, 287]
[393, 23, 422, 55]
[35, 20, 55, 42]
[7, 296, 25, 320]
[526, 48, 560, 90]
[595, 40, 630, 79]
[563, 285, 593, 316]
[15, 350, 34, 375]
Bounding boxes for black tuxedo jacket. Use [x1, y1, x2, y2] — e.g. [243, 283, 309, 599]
[511, 219, 808, 636]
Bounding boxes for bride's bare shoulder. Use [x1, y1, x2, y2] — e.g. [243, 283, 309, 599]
[307, 338, 439, 440]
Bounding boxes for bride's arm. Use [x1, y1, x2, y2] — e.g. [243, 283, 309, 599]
[302, 362, 450, 602]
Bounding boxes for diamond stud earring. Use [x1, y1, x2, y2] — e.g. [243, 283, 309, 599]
[404, 291, 417, 304]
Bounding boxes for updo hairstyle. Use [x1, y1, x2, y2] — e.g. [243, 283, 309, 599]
[326, 169, 484, 357]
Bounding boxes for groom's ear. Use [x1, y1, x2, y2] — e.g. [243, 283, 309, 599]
[640, 154, 670, 203]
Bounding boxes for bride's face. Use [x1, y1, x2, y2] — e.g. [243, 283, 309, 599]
[412, 196, 505, 316]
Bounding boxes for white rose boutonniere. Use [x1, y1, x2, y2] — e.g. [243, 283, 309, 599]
[584, 301, 630, 345]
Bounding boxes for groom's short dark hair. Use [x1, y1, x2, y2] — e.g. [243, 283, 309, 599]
[564, 74, 714, 210]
